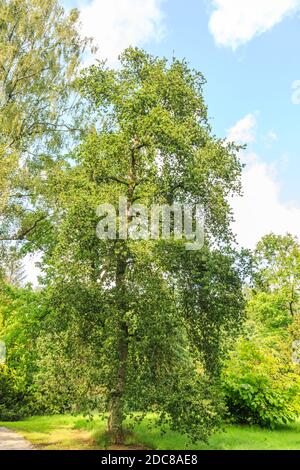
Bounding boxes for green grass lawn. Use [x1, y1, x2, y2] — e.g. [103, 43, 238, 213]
[1, 414, 300, 450]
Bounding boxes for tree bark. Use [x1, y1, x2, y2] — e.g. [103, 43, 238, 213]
[107, 140, 138, 444]
[108, 255, 129, 444]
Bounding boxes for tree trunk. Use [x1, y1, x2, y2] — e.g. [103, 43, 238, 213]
[107, 141, 137, 444]
[108, 255, 129, 444]
[108, 329, 128, 443]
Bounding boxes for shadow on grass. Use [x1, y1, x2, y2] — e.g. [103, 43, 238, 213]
[1, 414, 300, 450]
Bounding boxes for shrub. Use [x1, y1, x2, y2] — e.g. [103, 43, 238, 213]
[0, 364, 28, 420]
[223, 339, 300, 427]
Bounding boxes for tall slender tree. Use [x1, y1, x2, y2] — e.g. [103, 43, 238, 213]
[0, 0, 87, 242]
[34, 48, 245, 443]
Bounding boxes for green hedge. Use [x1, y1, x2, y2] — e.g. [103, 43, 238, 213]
[223, 339, 300, 427]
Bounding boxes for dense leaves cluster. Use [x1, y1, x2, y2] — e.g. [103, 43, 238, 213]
[223, 339, 300, 427]
[223, 234, 300, 427]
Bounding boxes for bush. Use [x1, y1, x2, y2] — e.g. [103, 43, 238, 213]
[31, 328, 103, 415]
[223, 339, 300, 427]
[0, 364, 28, 420]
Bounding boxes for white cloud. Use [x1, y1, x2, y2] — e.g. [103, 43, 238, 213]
[209, 0, 300, 49]
[291, 80, 300, 104]
[227, 113, 257, 144]
[24, 253, 42, 288]
[79, 0, 165, 65]
[231, 153, 300, 248]
[266, 131, 278, 142]
[227, 114, 300, 248]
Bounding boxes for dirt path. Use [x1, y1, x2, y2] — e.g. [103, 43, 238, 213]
[0, 427, 34, 450]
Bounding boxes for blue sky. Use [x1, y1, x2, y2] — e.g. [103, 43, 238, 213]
[73, 2, 300, 186]
[25, 0, 300, 284]
[66, 0, 300, 246]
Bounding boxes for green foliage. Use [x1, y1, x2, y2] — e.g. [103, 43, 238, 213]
[0, 0, 87, 242]
[247, 291, 292, 331]
[0, 0, 91, 422]
[223, 337, 300, 427]
[254, 233, 300, 317]
[32, 323, 104, 415]
[0, 280, 42, 417]
[0, 364, 27, 420]
[223, 233, 300, 428]
[0, 277, 103, 416]
[0, 282, 40, 374]
[26, 47, 244, 443]
[0, 245, 25, 286]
